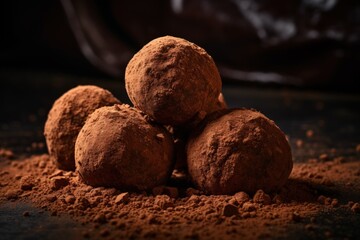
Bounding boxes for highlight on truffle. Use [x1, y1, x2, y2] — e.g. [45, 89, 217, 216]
[75, 104, 174, 191]
[125, 35, 222, 126]
[44, 85, 121, 171]
[186, 108, 293, 195]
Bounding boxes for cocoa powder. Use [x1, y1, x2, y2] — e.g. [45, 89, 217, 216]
[1, 151, 359, 239]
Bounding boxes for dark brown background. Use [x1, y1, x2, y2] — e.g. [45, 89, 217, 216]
[1, 0, 360, 90]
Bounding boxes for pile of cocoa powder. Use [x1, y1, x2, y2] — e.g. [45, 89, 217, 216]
[1, 146, 360, 239]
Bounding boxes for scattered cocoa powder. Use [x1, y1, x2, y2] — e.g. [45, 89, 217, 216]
[1, 153, 359, 239]
[0, 148, 14, 160]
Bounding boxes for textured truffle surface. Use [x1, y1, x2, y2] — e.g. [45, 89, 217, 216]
[187, 108, 293, 195]
[75, 105, 174, 191]
[44, 85, 120, 171]
[125, 36, 222, 126]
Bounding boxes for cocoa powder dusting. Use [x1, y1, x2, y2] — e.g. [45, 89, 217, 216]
[187, 108, 293, 195]
[44, 85, 121, 171]
[1, 153, 360, 239]
[75, 104, 174, 191]
[125, 36, 223, 126]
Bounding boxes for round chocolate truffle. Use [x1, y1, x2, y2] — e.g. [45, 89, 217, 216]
[125, 36, 222, 126]
[44, 85, 120, 171]
[75, 104, 174, 191]
[187, 108, 293, 195]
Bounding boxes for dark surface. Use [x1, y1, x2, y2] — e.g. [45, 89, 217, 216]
[0, 201, 86, 240]
[0, 69, 359, 239]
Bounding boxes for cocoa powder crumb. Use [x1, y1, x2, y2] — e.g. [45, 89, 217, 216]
[233, 192, 250, 206]
[51, 176, 69, 190]
[356, 144, 360, 153]
[75, 197, 90, 210]
[154, 195, 173, 209]
[242, 202, 257, 212]
[253, 190, 272, 205]
[20, 176, 35, 191]
[49, 170, 63, 178]
[222, 204, 239, 217]
[65, 195, 76, 204]
[319, 153, 329, 162]
[331, 198, 339, 208]
[0, 148, 14, 159]
[351, 203, 360, 213]
[114, 192, 129, 204]
[14, 175, 22, 180]
[46, 195, 57, 202]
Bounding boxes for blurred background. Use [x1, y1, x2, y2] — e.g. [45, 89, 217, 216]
[1, 0, 360, 89]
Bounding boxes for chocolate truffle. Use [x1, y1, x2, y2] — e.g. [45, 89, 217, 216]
[125, 36, 222, 126]
[75, 104, 174, 191]
[187, 108, 293, 195]
[44, 85, 120, 171]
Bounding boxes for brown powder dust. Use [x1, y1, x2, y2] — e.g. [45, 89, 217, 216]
[1, 150, 359, 239]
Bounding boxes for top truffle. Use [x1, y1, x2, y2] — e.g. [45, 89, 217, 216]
[44, 85, 120, 171]
[125, 36, 222, 126]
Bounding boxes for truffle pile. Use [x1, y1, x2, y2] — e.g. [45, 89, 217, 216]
[44, 36, 293, 194]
